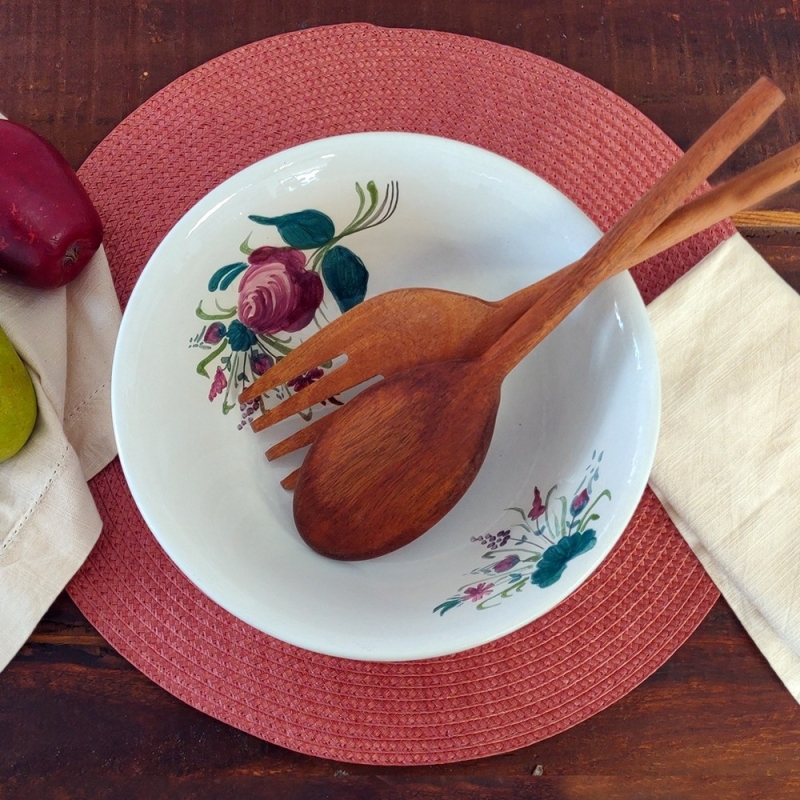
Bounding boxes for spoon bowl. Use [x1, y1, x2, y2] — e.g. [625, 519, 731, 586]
[295, 359, 502, 559]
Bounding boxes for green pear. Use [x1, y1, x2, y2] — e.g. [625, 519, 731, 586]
[0, 323, 37, 462]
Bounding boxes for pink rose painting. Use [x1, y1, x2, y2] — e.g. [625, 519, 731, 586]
[238, 247, 323, 335]
[191, 180, 399, 418]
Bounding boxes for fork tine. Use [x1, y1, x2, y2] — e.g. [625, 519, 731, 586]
[238, 325, 348, 403]
[250, 361, 379, 432]
[266, 413, 334, 460]
[280, 468, 300, 491]
[240, 285, 413, 405]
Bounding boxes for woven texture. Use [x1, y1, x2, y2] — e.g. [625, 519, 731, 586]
[69, 23, 728, 764]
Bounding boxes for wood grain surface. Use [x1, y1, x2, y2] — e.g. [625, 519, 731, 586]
[2, 1, 800, 797]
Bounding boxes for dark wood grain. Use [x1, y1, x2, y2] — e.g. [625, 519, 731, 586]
[2, 1, 800, 797]
[4, 595, 800, 798]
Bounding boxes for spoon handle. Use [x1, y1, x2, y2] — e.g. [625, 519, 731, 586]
[482, 76, 785, 378]
[494, 137, 800, 332]
[629, 139, 800, 264]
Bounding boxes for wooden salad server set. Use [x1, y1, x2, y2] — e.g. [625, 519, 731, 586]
[239, 77, 798, 560]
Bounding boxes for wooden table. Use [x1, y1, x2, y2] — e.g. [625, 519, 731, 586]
[2, 2, 799, 797]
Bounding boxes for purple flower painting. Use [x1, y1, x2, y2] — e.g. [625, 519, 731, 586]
[434, 451, 609, 616]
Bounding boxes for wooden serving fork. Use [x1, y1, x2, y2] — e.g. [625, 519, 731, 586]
[240, 79, 792, 484]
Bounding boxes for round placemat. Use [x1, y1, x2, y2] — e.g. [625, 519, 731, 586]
[69, 23, 726, 765]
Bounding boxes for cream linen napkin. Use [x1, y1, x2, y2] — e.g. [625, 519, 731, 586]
[0, 116, 121, 671]
[648, 232, 800, 701]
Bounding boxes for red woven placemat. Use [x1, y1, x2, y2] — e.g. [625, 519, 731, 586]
[69, 23, 727, 765]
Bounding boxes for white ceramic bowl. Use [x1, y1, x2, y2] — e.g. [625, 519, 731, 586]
[112, 132, 660, 661]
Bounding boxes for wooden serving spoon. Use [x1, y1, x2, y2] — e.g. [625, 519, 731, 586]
[291, 80, 784, 560]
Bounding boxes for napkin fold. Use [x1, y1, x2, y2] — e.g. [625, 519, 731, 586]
[648, 232, 800, 701]
[0, 116, 120, 671]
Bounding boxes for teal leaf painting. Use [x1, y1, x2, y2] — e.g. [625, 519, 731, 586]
[208, 261, 248, 292]
[530, 530, 597, 588]
[248, 210, 335, 249]
[321, 245, 369, 313]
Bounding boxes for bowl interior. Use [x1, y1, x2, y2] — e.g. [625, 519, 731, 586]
[112, 132, 660, 661]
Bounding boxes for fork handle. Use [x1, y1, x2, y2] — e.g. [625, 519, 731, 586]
[629, 139, 800, 263]
[480, 77, 784, 379]
[492, 136, 800, 335]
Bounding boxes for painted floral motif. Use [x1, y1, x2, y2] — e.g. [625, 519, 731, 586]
[433, 451, 609, 615]
[238, 246, 323, 335]
[189, 181, 399, 422]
